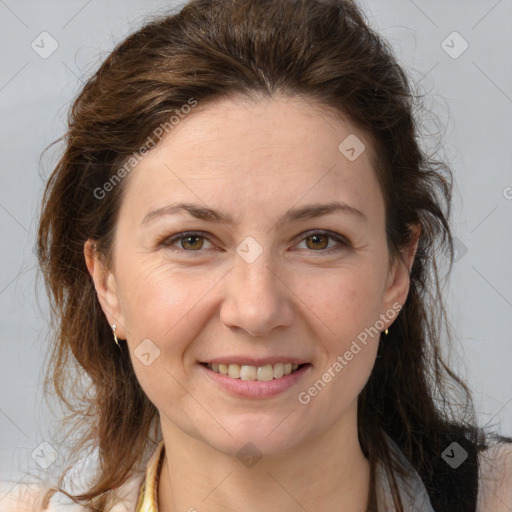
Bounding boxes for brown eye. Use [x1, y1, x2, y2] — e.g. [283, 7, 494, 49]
[161, 231, 214, 252]
[295, 230, 351, 253]
[305, 234, 329, 250]
[180, 234, 204, 250]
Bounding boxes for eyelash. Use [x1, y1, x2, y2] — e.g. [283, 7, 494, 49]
[159, 230, 351, 255]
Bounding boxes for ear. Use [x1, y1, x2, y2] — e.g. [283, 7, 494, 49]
[84, 239, 127, 339]
[381, 223, 422, 318]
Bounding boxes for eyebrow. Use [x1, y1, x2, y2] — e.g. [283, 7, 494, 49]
[141, 201, 367, 226]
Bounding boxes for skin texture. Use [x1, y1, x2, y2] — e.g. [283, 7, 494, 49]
[85, 94, 420, 512]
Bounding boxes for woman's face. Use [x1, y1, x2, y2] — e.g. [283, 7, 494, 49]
[88, 95, 416, 456]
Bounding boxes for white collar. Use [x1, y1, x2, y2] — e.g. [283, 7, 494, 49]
[375, 432, 435, 511]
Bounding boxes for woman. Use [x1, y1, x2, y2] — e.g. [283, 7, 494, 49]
[4, 0, 511, 510]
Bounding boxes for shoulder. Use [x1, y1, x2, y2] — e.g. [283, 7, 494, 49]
[0, 472, 145, 512]
[477, 439, 512, 512]
[0, 481, 56, 512]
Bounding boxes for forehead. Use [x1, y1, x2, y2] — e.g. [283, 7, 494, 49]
[119, 94, 383, 224]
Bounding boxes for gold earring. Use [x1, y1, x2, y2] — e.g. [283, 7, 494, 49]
[384, 328, 389, 335]
[112, 324, 121, 348]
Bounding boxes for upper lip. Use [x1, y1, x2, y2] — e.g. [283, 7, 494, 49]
[201, 357, 310, 366]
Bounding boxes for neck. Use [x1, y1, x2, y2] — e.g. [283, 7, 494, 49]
[157, 405, 371, 512]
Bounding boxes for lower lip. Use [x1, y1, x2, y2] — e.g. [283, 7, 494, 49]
[198, 363, 312, 399]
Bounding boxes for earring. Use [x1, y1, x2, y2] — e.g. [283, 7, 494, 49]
[384, 328, 389, 335]
[112, 324, 121, 348]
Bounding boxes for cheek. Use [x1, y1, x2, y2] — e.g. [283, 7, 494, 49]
[294, 265, 385, 401]
[116, 256, 220, 345]
[116, 259, 212, 403]
[300, 272, 382, 406]
[297, 265, 385, 336]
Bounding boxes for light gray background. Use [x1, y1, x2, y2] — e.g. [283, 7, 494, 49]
[1, 0, 511, 485]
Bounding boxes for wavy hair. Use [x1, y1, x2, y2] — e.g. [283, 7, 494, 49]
[37, 0, 505, 510]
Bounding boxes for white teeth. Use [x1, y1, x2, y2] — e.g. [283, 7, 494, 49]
[273, 363, 284, 379]
[228, 364, 241, 379]
[206, 362, 305, 380]
[240, 365, 257, 380]
[256, 364, 274, 381]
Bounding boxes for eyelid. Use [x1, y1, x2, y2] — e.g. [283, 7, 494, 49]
[159, 229, 351, 253]
[160, 231, 217, 252]
[292, 229, 352, 251]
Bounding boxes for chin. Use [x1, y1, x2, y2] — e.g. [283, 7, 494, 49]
[208, 434, 299, 460]
[201, 415, 312, 459]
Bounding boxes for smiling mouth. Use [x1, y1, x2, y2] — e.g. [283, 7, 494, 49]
[201, 362, 309, 381]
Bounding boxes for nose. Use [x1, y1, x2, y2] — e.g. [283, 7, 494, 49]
[219, 250, 294, 337]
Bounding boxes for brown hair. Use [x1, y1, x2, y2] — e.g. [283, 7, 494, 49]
[37, 0, 504, 510]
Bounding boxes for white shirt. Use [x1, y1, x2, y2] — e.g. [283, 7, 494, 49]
[1, 434, 511, 511]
